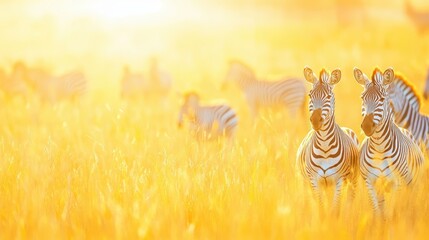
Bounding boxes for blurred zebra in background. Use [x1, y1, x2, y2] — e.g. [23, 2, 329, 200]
[297, 67, 359, 216]
[0, 62, 31, 99]
[223, 60, 306, 119]
[121, 65, 147, 99]
[11, 61, 87, 102]
[29, 71, 87, 103]
[177, 92, 238, 141]
[148, 56, 172, 96]
[354, 67, 424, 217]
[121, 57, 172, 101]
[422, 68, 429, 99]
[387, 72, 429, 151]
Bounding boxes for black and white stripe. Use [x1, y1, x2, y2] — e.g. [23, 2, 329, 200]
[297, 67, 359, 213]
[224, 61, 306, 118]
[57, 71, 87, 100]
[388, 73, 429, 150]
[354, 67, 424, 217]
[178, 92, 238, 140]
[16, 62, 87, 102]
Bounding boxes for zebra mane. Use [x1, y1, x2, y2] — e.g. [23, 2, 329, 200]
[371, 68, 383, 84]
[319, 69, 329, 83]
[228, 60, 256, 78]
[394, 73, 422, 110]
[184, 91, 199, 100]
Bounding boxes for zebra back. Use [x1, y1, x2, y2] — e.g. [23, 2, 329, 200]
[58, 71, 88, 99]
[178, 92, 238, 140]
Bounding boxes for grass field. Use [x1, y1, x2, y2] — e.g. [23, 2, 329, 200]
[1, 1, 429, 239]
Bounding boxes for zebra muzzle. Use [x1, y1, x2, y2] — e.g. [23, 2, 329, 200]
[361, 113, 376, 136]
[310, 109, 323, 130]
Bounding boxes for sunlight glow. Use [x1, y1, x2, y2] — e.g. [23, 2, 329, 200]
[85, 0, 166, 22]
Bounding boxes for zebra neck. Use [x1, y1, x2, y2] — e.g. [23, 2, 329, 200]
[315, 116, 337, 139]
[187, 105, 202, 121]
[394, 103, 417, 129]
[236, 75, 256, 90]
[369, 113, 394, 146]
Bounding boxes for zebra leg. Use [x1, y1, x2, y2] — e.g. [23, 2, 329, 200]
[248, 100, 259, 120]
[365, 179, 383, 217]
[332, 178, 344, 216]
[347, 175, 357, 202]
[311, 178, 325, 218]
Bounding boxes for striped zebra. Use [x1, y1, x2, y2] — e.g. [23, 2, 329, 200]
[423, 68, 429, 99]
[16, 62, 87, 102]
[297, 67, 359, 214]
[224, 60, 306, 118]
[354, 67, 424, 217]
[177, 92, 238, 141]
[387, 72, 429, 150]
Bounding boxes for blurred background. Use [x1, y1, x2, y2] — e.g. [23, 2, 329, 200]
[1, 0, 428, 96]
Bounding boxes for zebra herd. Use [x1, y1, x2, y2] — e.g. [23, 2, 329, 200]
[177, 62, 429, 217]
[2, 58, 429, 217]
[0, 57, 171, 103]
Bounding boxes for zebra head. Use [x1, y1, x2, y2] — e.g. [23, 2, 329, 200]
[178, 92, 200, 128]
[304, 67, 341, 131]
[223, 60, 256, 90]
[354, 67, 394, 136]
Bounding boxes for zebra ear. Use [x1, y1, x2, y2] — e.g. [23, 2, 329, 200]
[304, 67, 317, 84]
[382, 68, 394, 86]
[353, 67, 368, 85]
[329, 69, 341, 85]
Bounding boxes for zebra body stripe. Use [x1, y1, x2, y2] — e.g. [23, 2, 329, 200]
[389, 75, 429, 150]
[226, 62, 306, 117]
[178, 93, 238, 140]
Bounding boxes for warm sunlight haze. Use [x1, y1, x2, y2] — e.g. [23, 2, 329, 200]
[1, 0, 429, 239]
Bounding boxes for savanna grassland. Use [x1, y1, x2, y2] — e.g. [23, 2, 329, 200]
[1, 1, 429, 239]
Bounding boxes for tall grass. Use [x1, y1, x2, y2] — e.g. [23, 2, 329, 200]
[0, 16, 429, 239]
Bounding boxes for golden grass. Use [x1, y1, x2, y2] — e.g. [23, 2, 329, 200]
[1, 9, 429, 239]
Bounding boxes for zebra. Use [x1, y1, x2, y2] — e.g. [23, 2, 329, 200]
[121, 59, 171, 101]
[296, 67, 359, 215]
[56, 71, 87, 101]
[354, 67, 424, 217]
[423, 68, 429, 100]
[121, 65, 147, 99]
[31, 71, 87, 102]
[224, 60, 306, 119]
[148, 56, 172, 95]
[177, 92, 238, 141]
[15, 62, 87, 102]
[387, 72, 429, 150]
